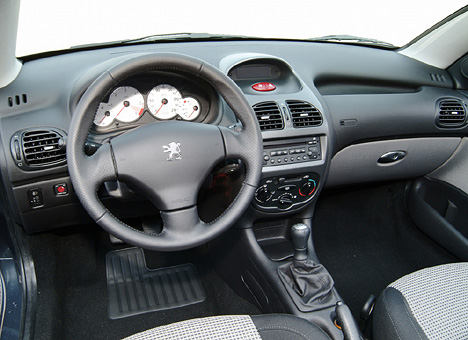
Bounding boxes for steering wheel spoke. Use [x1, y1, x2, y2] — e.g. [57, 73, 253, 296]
[219, 126, 250, 159]
[219, 126, 263, 187]
[85, 143, 117, 185]
[68, 142, 116, 220]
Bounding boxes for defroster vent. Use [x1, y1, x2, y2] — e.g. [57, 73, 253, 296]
[286, 100, 323, 128]
[436, 99, 467, 127]
[253, 101, 284, 131]
[11, 128, 67, 170]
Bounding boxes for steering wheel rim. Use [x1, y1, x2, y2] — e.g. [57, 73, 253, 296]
[67, 53, 263, 251]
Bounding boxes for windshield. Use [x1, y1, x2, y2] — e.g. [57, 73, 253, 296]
[16, 0, 467, 57]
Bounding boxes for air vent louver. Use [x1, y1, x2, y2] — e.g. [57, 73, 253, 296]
[11, 128, 67, 170]
[286, 100, 323, 128]
[437, 100, 467, 127]
[253, 101, 284, 131]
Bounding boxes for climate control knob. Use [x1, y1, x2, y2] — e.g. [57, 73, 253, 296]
[278, 193, 294, 209]
[299, 180, 316, 197]
[255, 185, 273, 203]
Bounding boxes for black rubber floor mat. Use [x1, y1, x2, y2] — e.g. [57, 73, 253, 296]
[106, 247, 205, 319]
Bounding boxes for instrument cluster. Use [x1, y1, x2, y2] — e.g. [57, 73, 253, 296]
[92, 72, 214, 131]
[94, 84, 202, 127]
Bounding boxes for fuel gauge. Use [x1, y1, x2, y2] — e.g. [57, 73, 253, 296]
[94, 103, 114, 127]
[178, 97, 200, 121]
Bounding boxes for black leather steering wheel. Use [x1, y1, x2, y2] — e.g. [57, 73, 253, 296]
[67, 53, 263, 251]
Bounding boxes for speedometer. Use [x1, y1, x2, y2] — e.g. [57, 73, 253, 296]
[147, 84, 182, 120]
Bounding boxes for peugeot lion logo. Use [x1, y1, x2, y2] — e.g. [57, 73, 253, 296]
[163, 142, 182, 161]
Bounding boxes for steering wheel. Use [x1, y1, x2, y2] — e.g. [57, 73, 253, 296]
[67, 53, 263, 251]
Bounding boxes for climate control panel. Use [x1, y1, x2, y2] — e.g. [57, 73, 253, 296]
[254, 173, 320, 211]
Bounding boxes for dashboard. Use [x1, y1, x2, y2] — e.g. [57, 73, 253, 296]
[0, 40, 467, 233]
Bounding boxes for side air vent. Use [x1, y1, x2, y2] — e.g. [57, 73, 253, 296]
[436, 99, 467, 127]
[253, 101, 284, 131]
[286, 100, 323, 128]
[11, 128, 67, 170]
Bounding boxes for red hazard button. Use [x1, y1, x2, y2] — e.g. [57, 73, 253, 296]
[54, 183, 68, 196]
[252, 82, 276, 92]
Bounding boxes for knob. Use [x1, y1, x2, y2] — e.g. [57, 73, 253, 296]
[278, 193, 294, 209]
[255, 185, 272, 203]
[291, 223, 310, 261]
[299, 180, 316, 196]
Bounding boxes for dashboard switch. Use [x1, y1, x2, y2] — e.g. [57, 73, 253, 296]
[54, 183, 68, 196]
[28, 188, 43, 207]
[278, 185, 296, 191]
[252, 82, 276, 92]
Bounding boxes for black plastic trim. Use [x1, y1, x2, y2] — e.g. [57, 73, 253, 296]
[407, 177, 468, 260]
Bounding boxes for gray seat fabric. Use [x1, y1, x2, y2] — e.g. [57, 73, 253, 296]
[373, 262, 468, 340]
[123, 314, 332, 340]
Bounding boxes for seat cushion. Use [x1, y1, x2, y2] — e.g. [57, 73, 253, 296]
[373, 262, 468, 340]
[123, 314, 331, 340]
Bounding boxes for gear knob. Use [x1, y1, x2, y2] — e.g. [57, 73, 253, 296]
[291, 223, 310, 261]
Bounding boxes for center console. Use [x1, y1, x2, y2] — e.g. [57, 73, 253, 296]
[209, 55, 360, 340]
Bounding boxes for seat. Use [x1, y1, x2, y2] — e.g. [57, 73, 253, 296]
[123, 314, 332, 340]
[373, 262, 468, 340]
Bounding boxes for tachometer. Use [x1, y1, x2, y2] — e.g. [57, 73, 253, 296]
[178, 97, 201, 121]
[94, 86, 144, 127]
[147, 84, 181, 120]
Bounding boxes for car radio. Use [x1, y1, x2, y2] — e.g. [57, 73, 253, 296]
[262, 137, 321, 167]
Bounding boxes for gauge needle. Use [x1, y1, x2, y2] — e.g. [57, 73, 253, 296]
[115, 105, 126, 119]
[99, 111, 111, 124]
[155, 103, 165, 114]
[188, 110, 196, 118]
[114, 101, 131, 119]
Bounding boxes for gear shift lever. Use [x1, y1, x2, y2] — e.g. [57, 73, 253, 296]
[279, 222, 339, 312]
[291, 223, 310, 261]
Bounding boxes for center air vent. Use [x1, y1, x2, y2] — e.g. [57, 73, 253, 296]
[11, 128, 67, 170]
[253, 101, 284, 131]
[286, 100, 323, 128]
[436, 99, 467, 127]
